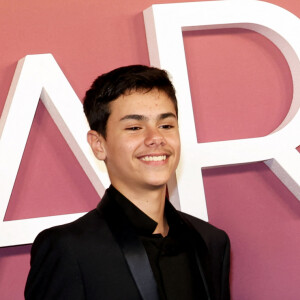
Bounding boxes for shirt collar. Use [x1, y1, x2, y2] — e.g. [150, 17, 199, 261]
[107, 185, 158, 236]
[106, 185, 185, 237]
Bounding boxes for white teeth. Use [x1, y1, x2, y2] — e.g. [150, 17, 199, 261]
[141, 155, 167, 162]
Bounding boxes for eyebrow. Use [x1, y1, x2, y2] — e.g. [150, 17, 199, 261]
[120, 114, 147, 121]
[120, 112, 177, 122]
[159, 112, 177, 120]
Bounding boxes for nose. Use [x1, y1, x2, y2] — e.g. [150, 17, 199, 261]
[144, 127, 166, 147]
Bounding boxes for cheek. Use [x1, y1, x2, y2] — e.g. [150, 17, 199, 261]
[168, 134, 181, 150]
[123, 136, 143, 151]
[176, 143, 181, 158]
[112, 140, 138, 161]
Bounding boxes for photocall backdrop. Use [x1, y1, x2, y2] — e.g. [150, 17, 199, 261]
[0, 0, 299, 299]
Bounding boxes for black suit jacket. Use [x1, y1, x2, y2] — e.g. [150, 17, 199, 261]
[25, 189, 230, 300]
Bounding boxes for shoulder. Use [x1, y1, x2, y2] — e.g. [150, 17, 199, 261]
[31, 208, 107, 257]
[178, 211, 230, 248]
[26, 209, 107, 298]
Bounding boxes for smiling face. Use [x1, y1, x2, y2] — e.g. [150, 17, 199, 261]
[88, 89, 180, 195]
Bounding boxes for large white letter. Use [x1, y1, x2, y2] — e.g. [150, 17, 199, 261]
[144, 0, 300, 220]
[0, 54, 110, 246]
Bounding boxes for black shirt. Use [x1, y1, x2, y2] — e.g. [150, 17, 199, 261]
[110, 185, 206, 300]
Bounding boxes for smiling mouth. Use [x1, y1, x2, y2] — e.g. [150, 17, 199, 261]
[140, 155, 167, 162]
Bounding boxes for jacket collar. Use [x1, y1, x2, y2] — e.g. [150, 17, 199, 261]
[178, 211, 212, 300]
[97, 187, 160, 300]
[97, 186, 211, 300]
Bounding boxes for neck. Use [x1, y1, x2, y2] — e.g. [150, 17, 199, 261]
[112, 183, 169, 236]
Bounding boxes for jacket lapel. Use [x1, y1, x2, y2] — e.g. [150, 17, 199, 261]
[173, 207, 212, 300]
[97, 192, 160, 300]
[193, 245, 212, 300]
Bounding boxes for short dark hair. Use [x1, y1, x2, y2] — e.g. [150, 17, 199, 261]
[83, 65, 177, 138]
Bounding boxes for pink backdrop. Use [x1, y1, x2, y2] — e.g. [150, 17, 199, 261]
[1, 0, 300, 299]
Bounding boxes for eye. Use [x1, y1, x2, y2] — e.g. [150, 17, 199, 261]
[126, 126, 141, 131]
[160, 124, 174, 129]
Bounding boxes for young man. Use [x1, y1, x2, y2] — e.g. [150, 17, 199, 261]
[25, 65, 230, 300]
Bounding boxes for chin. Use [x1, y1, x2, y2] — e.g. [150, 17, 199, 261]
[145, 179, 169, 189]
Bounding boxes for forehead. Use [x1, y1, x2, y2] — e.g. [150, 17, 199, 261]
[109, 89, 177, 118]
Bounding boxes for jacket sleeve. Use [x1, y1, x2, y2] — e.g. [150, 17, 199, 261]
[220, 233, 231, 300]
[24, 228, 85, 300]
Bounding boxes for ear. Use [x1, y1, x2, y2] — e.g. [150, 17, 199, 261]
[87, 130, 107, 161]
